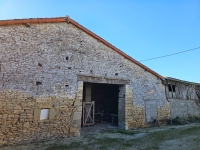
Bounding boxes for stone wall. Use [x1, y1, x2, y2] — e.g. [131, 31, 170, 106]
[0, 22, 168, 145]
[0, 82, 83, 145]
[166, 79, 200, 119]
[170, 99, 200, 118]
[125, 85, 170, 129]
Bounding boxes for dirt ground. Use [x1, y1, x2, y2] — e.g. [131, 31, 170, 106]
[1, 123, 200, 150]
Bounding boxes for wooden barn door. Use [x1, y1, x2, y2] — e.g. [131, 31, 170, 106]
[82, 83, 95, 126]
[82, 101, 95, 126]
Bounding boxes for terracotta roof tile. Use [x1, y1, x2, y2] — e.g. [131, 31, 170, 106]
[0, 17, 163, 80]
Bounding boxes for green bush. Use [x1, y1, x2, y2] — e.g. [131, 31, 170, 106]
[172, 116, 200, 125]
[194, 116, 200, 121]
[172, 116, 186, 125]
[187, 115, 195, 122]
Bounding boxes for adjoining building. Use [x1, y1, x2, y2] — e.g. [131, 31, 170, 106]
[164, 77, 200, 118]
[0, 16, 198, 145]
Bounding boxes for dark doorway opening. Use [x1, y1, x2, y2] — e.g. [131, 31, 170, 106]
[82, 82, 119, 126]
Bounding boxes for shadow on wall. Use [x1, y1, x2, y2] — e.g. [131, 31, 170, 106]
[195, 86, 200, 107]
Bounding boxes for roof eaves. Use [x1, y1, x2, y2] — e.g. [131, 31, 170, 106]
[165, 77, 200, 85]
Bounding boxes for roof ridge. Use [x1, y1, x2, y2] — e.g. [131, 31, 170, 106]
[0, 16, 163, 80]
[0, 17, 66, 26]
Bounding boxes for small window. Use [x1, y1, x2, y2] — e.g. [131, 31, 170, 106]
[168, 84, 175, 92]
[40, 109, 49, 120]
[172, 85, 176, 92]
[168, 84, 172, 92]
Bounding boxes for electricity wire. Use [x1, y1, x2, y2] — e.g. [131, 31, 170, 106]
[140, 47, 200, 62]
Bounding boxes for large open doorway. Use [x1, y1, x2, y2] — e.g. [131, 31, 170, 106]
[82, 82, 119, 127]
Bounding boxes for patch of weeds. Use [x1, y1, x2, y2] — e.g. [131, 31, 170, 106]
[44, 141, 83, 150]
[172, 116, 186, 125]
[117, 129, 138, 135]
[103, 129, 138, 135]
[125, 129, 178, 149]
[91, 137, 127, 149]
[143, 129, 150, 133]
[95, 137, 122, 145]
[41, 143, 52, 148]
[187, 115, 195, 122]
[189, 135, 200, 143]
[99, 145, 108, 150]
[194, 116, 200, 121]
[145, 145, 159, 150]
[173, 116, 200, 125]
[121, 141, 133, 147]
[83, 133, 96, 139]
[147, 130, 169, 142]
[102, 129, 117, 133]
[130, 125, 200, 149]
[179, 126, 200, 136]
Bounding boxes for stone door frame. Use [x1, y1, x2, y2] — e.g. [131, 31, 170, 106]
[76, 75, 133, 130]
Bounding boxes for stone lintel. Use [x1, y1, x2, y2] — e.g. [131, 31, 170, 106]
[77, 74, 130, 85]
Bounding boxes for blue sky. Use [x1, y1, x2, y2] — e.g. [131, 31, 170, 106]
[0, 0, 200, 82]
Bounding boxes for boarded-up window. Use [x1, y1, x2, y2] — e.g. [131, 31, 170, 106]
[145, 100, 158, 122]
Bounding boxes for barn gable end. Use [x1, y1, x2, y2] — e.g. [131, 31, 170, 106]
[0, 17, 169, 145]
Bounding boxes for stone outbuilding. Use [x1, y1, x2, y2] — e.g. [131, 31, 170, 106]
[164, 77, 200, 118]
[0, 16, 170, 145]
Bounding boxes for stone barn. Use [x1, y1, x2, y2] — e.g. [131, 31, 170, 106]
[0, 16, 170, 145]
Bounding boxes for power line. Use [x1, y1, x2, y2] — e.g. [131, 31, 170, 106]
[139, 47, 200, 62]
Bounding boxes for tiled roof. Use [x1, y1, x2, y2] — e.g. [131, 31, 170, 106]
[0, 16, 163, 80]
[165, 77, 200, 85]
[0, 17, 66, 26]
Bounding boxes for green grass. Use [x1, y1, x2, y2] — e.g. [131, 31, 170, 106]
[124, 125, 200, 149]
[91, 138, 125, 150]
[44, 125, 200, 150]
[44, 142, 83, 150]
[179, 126, 200, 135]
[103, 129, 138, 135]
[83, 133, 96, 139]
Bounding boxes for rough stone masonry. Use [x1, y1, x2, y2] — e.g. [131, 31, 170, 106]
[0, 20, 169, 145]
